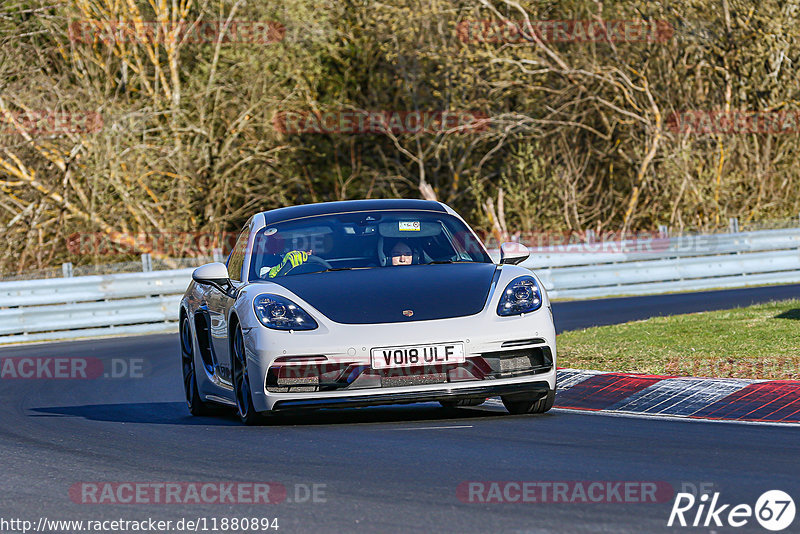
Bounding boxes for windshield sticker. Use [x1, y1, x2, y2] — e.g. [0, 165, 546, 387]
[399, 221, 421, 231]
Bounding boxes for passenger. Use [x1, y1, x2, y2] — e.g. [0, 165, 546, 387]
[266, 250, 311, 278]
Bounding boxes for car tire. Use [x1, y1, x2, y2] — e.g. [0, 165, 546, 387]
[439, 398, 486, 408]
[181, 316, 211, 416]
[501, 388, 555, 415]
[232, 325, 263, 426]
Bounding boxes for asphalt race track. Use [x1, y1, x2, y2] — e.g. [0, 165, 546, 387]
[2, 285, 800, 533]
[552, 282, 800, 333]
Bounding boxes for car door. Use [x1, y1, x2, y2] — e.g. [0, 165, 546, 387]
[208, 222, 251, 386]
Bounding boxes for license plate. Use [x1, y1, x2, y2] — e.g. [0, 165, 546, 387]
[371, 343, 465, 370]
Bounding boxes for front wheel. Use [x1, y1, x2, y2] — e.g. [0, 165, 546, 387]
[232, 326, 263, 425]
[181, 316, 210, 416]
[501, 389, 555, 415]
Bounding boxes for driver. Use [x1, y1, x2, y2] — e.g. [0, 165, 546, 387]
[389, 241, 413, 266]
[264, 249, 311, 278]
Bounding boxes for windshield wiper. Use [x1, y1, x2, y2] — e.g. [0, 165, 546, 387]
[316, 266, 378, 273]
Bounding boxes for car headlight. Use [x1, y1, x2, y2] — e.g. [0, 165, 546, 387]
[497, 276, 543, 316]
[253, 294, 318, 330]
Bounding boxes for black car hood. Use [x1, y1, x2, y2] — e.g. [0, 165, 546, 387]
[267, 263, 497, 324]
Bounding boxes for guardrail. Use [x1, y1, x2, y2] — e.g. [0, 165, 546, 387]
[1, 227, 799, 344]
[0, 270, 193, 344]
[521, 228, 800, 299]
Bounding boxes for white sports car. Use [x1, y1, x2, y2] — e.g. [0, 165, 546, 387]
[179, 199, 556, 424]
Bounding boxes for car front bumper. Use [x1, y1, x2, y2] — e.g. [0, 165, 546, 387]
[270, 380, 551, 411]
[241, 307, 557, 413]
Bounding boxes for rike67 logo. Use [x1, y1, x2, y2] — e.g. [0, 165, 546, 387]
[668, 490, 795, 531]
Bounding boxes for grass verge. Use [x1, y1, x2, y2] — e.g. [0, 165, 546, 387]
[557, 299, 800, 380]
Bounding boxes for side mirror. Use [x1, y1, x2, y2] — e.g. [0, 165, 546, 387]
[192, 263, 232, 295]
[499, 242, 530, 265]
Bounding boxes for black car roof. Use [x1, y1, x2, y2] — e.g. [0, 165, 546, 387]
[261, 199, 447, 225]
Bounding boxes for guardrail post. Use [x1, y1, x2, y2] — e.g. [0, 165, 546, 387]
[61, 262, 73, 278]
[585, 229, 596, 244]
[212, 248, 224, 263]
[728, 217, 739, 233]
[658, 225, 669, 238]
[141, 253, 152, 272]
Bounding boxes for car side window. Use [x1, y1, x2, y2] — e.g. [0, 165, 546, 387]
[227, 229, 249, 282]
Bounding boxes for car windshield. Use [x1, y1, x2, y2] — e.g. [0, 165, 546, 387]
[248, 210, 491, 279]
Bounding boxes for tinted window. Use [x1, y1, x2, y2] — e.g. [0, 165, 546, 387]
[227, 229, 249, 282]
[249, 210, 490, 279]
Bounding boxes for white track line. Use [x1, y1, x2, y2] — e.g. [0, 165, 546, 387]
[550, 408, 800, 428]
[388, 425, 474, 431]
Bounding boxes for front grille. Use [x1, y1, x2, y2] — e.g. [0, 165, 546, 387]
[380, 371, 448, 388]
[266, 360, 463, 393]
[480, 346, 553, 378]
[265, 346, 553, 393]
[500, 355, 537, 373]
[265, 361, 353, 393]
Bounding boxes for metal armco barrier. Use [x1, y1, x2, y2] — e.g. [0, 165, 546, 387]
[520, 228, 800, 299]
[0, 269, 193, 344]
[1, 228, 799, 344]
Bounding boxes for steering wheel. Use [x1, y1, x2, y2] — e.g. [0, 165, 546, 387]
[285, 254, 332, 274]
